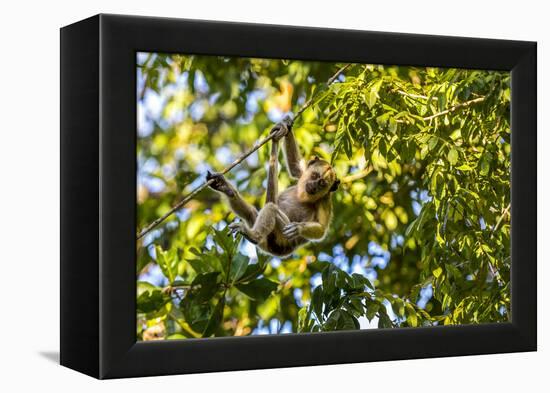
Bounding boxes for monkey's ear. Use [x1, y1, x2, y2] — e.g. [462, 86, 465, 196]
[307, 156, 320, 167]
[330, 179, 340, 192]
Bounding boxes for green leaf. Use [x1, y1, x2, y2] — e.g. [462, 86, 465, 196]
[312, 285, 324, 319]
[190, 272, 220, 303]
[257, 252, 270, 269]
[365, 300, 380, 321]
[202, 297, 225, 337]
[323, 310, 341, 331]
[137, 289, 170, 315]
[351, 273, 374, 290]
[230, 253, 249, 283]
[137, 281, 158, 297]
[388, 117, 398, 133]
[406, 304, 419, 327]
[480, 153, 491, 176]
[156, 245, 176, 284]
[211, 226, 238, 257]
[187, 257, 213, 274]
[378, 138, 387, 157]
[238, 263, 264, 283]
[428, 136, 438, 151]
[236, 278, 278, 301]
[448, 148, 458, 165]
[322, 264, 339, 295]
[391, 298, 405, 317]
[377, 308, 393, 328]
[456, 164, 472, 171]
[181, 300, 211, 333]
[433, 266, 443, 278]
[323, 309, 358, 331]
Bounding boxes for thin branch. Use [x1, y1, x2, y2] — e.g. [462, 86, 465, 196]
[293, 63, 351, 119]
[137, 135, 274, 239]
[395, 90, 436, 101]
[492, 203, 511, 235]
[168, 311, 202, 338]
[422, 97, 485, 121]
[137, 63, 351, 240]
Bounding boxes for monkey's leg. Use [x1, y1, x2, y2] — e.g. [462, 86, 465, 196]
[207, 171, 257, 226]
[229, 202, 289, 243]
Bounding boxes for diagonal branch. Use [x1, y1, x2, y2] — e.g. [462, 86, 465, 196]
[423, 97, 485, 121]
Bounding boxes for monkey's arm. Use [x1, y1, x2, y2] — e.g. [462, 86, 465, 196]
[299, 222, 326, 239]
[283, 130, 303, 179]
[265, 139, 279, 204]
[207, 172, 258, 227]
[228, 194, 259, 228]
[282, 198, 332, 241]
[282, 221, 326, 240]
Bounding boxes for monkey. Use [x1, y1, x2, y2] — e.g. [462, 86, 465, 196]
[206, 116, 340, 257]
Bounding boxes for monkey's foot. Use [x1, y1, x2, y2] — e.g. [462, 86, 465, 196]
[282, 222, 302, 241]
[228, 221, 258, 244]
[206, 171, 235, 197]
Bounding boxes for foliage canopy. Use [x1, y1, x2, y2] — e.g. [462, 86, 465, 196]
[136, 53, 510, 340]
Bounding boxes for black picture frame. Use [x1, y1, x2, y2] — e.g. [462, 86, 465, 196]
[60, 14, 537, 379]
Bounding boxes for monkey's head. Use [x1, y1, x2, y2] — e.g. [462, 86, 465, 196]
[297, 156, 340, 203]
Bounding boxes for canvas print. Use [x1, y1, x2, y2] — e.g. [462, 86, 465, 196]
[136, 53, 511, 341]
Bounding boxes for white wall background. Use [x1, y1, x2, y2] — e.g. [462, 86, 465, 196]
[0, 0, 545, 390]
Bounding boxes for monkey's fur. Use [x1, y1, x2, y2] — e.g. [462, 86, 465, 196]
[207, 117, 340, 257]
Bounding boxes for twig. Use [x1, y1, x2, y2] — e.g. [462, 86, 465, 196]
[422, 97, 485, 121]
[395, 90, 436, 101]
[293, 63, 351, 119]
[168, 311, 201, 338]
[137, 136, 274, 239]
[137, 63, 352, 240]
[492, 203, 511, 235]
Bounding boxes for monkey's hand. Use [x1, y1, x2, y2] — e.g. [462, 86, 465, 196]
[228, 221, 258, 244]
[282, 222, 303, 241]
[206, 171, 235, 197]
[269, 116, 293, 142]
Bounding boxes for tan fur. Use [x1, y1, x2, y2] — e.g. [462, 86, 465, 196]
[209, 121, 338, 258]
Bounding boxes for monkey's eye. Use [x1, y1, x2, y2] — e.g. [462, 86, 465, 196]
[310, 172, 319, 180]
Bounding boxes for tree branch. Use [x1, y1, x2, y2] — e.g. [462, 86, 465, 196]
[492, 203, 511, 235]
[293, 63, 351, 119]
[422, 97, 485, 121]
[395, 90, 436, 101]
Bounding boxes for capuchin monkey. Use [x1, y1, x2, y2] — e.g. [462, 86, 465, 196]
[207, 116, 340, 257]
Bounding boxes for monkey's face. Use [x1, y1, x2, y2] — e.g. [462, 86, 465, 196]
[298, 157, 340, 202]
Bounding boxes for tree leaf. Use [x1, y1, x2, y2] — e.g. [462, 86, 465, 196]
[433, 267, 443, 278]
[312, 285, 324, 319]
[137, 289, 170, 314]
[155, 245, 176, 284]
[236, 278, 278, 301]
[448, 148, 458, 165]
[202, 297, 225, 337]
[190, 272, 220, 303]
[230, 253, 249, 283]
